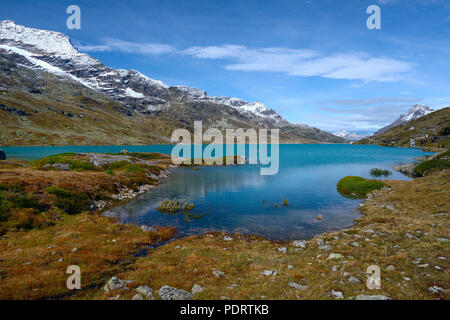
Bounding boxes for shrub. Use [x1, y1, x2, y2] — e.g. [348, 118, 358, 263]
[337, 176, 386, 199]
[46, 186, 89, 214]
[33, 153, 96, 171]
[157, 198, 181, 213]
[414, 159, 450, 176]
[109, 161, 145, 173]
[370, 168, 392, 177]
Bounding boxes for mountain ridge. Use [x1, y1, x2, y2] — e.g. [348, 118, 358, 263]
[375, 104, 434, 135]
[0, 20, 345, 145]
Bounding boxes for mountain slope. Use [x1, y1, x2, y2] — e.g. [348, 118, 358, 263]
[375, 104, 434, 135]
[357, 107, 450, 148]
[0, 20, 344, 146]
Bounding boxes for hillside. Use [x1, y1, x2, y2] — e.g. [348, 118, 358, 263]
[0, 20, 344, 146]
[357, 107, 450, 149]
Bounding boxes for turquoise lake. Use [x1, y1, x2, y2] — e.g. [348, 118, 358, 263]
[3, 144, 432, 240]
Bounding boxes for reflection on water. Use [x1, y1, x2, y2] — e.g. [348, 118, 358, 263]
[103, 145, 431, 240]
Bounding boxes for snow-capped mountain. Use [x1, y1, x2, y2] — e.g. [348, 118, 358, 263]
[375, 104, 434, 135]
[334, 130, 367, 142]
[0, 20, 345, 144]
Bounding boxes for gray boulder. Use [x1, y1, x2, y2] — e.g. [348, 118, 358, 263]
[158, 285, 193, 300]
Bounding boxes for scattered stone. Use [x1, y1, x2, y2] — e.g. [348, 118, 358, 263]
[158, 285, 193, 300]
[58, 258, 64, 262]
[191, 284, 204, 295]
[386, 265, 395, 271]
[108, 294, 120, 300]
[348, 276, 360, 284]
[140, 225, 157, 232]
[278, 247, 287, 254]
[132, 294, 143, 300]
[317, 239, 325, 246]
[316, 214, 324, 221]
[288, 282, 307, 291]
[428, 286, 446, 295]
[50, 251, 56, 255]
[136, 285, 154, 299]
[355, 295, 390, 300]
[104, 277, 123, 292]
[261, 270, 277, 276]
[331, 266, 339, 272]
[403, 277, 411, 281]
[221, 296, 231, 300]
[227, 284, 239, 289]
[213, 270, 225, 278]
[437, 238, 449, 242]
[223, 236, 233, 241]
[405, 233, 419, 240]
[331, 289, 344, 299]
[319, 245, 332, 251]
[292, 240, 307, 248]
[287, 265, 294, 270]
[351, 242, 361, 248]
[327, 253, 344, 260]
[71, 247, 78, 252]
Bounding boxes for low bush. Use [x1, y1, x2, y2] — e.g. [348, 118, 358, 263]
[414, 159, 450, 176]
[46, 186, 89, 214]
[337, 176, 386, 199]
[33, 153, 96, 171]
[370, 168, 392, 177]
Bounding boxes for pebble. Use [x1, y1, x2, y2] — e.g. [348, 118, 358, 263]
[355, 295, 390, 300]
[292, 240, 306, 248]
[327, 253, 344, 260]
[428, 286, 446, 295]
[278, 247, 287, 254]
[213, 270, 225, 278]
[351, 242, 361, 248]
[136, 285, 154, 299]
[132, 294, 143, 300]
[223, 236, 233, 241]
[191, 284, 204, 295]
[386, 265, 395, 271]
[288, 282, 307, 291]
[261, 270, 277, 276]
[159, 285, 193, 300]
[331, 289, 344, 299]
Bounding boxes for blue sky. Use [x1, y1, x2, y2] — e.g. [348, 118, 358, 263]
[1, 0, 449, 134]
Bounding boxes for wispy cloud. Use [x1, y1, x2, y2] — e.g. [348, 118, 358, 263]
[77, 38, 176, 55]
[78, 39, 413, 82]
[183, 45, 412, 82]
[319, 97, 421, 106]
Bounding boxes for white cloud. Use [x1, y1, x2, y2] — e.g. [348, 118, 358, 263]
[183, 45, 413, 82]
[78, 39, 413, 82]
[77, 38, 176, 55]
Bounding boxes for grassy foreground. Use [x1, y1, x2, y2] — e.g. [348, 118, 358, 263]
[0, 159, 448, 299]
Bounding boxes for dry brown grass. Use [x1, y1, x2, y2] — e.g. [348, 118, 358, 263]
[0, 167, 448, 300]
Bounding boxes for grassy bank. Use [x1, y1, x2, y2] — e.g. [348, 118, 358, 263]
[0, 156, 448, 300]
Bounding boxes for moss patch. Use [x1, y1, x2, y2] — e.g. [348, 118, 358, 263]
[337, 176, 386, 198]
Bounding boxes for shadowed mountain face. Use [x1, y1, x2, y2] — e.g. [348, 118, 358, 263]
[0, 20, 345, 146]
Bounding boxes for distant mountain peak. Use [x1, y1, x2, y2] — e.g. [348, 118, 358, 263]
[334, 130, 367, 142]
[375, 104, 434, 135]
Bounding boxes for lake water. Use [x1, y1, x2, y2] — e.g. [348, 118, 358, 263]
[2, 144, 431, 240]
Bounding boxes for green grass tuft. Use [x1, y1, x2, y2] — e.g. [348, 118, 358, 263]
[337, 176, 386, 199]
[46, 186, 89, 215]
[414, 159, 450, 176]
[370, 168, 392, 177]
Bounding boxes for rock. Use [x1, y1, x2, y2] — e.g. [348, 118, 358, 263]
[135, 285, 154, 299]
[104, 277, 124, 292]
[331, 266, 339, 272]
[221, 296, 231, 300]
[331, 289, 344, 299]
[140, 225, 157, 232]
[351, 242, 361, 248]
[71, 247, 78, 252]
[158, 285, 193, 300]
[292, 240, 307, 248]
[394, 163, 416, 177]
[316, 214, 324, 221]
[227, 284, 239, 289]
[0, 149, 6, 160]
[319, 245, 332, 251]
[191, 284, 204, 295]
[348, 276, 360, 284]
[261, 270, 277, 276]
[213, 270, 225, 278]
[108, 294, 120, 300]
[52, 163, 70, 171]
[437, 238, 449, 242]
[317, 239, 325, 246]
[278, 247, 287, 253]
[223, 236, 233, 241]
[386, 265, 395, 271]
[288, 282, 307, 291]
[355, 294, 390, 300]
[327, 253, 344, 260]
[287, 265, 294, 270]
[428, 286, 446, 294]
[132, 294, 143, 300]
